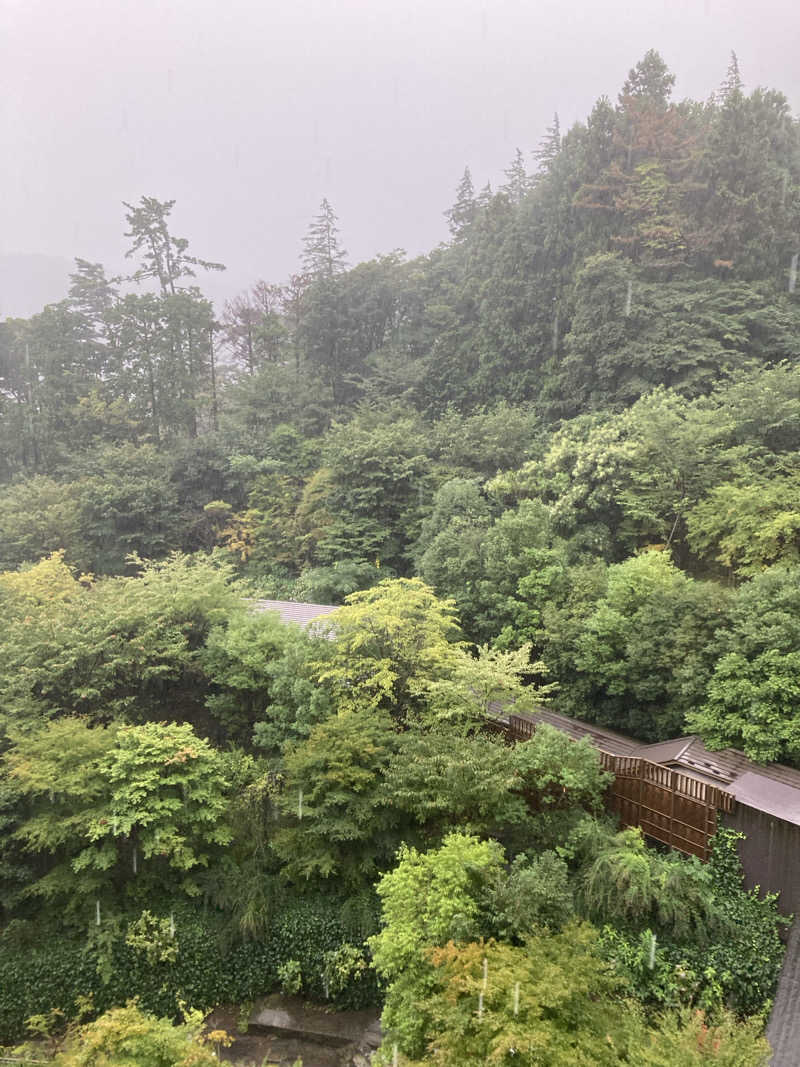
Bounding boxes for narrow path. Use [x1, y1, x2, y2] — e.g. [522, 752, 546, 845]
[766, 919, 800, 1065]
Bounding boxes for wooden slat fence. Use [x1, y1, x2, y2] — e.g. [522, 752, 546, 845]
[506, 714, 534, 740]
[505, 714, 734, 861]
[600, 753, 734, 860]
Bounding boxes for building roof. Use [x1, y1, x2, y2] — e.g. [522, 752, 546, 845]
[524, 708, 640, 758]
[732, 772, 800, 825]
[517, 709, 800, 827]
[241, 608, 800, 825]
[250, 599, 338, 631]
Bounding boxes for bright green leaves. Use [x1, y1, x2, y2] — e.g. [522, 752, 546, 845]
[306, 575, 552, 728]
[370, 833, 505, 981]
[421, 642, 552, 728]
[688, 566, 800, 762]
[203, 608, 332, 750]
[88, 722, 232, 876]
[383, 731, 526, 843]
[512, 723, 611, 813]
[369, 833, 505, 1057]
[688, 471, 800, 576]
[266, 589, 608, 890]
[410, 937, 771, 1067]
[313, 578, 463, 717]
[0, 553, 239, 735]
[579, 826, 719, 942]
[573, 551, 730, 739]
[51, 1001, 218, 1067]
[271, 708, 401, 885]
[370, 827, 777, 1064]
[409, 928, 626, 1067]
[6, 718, 117, 864]
[417, 491, 569, 648]
[6, 719, 234, 907]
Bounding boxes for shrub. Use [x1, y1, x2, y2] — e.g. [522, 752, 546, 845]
[0, 895, 379, 1045]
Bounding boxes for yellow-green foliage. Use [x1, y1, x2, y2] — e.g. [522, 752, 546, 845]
[51, 1001, 219, 1067]
[0, 553, 239, 731]
[6, 719, 233, 907]
[314, 577, 463, 716]
[385, 935, 770, 1066]
[369, 833, 505, 1057]
[403, 928, 625, 1066]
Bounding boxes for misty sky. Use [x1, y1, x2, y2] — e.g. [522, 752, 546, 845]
[2, 0, 799, 315]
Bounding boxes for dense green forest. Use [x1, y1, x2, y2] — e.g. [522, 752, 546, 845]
[1, 51, 798, 1063]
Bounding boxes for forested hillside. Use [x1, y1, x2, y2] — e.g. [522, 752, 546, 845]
[0, 51, 798, 1063]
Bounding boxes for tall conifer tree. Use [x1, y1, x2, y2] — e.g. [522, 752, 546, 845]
[302, 199, 348, 278]
[619, 49, 675, 107]
[501, 148, 530, 203]
[445, 167, 477, 238]
[717, 51, 744, 104]
[534, 114, 561, 175]
[123, 196, 224, 295]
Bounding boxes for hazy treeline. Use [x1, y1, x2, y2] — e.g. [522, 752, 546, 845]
[1, 52, 799, 762]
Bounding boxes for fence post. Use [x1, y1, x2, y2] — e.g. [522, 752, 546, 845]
[669, 769, 676, 850]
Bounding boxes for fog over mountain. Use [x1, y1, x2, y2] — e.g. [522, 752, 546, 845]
[2, 0, 798, 316]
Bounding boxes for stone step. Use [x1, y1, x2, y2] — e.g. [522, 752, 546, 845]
[249, 994, 381, 1050]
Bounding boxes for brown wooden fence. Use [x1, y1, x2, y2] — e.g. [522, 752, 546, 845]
[505, 714, 734, 861]
[599, 753, 734, 860]
[506, 714, 534, 740]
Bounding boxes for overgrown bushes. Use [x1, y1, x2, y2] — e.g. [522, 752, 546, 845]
[0, 895, 379, 1045]
[596, 829, 787, 1016]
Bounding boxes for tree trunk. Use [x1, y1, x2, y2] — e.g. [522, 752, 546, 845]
[209, 325, 219, 433]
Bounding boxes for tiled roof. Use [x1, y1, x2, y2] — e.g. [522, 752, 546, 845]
[250, 599, 338, 630]
[517, 708, 800, 827]
[241, 613, 800, 825]
[525, 708, 640, 757]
